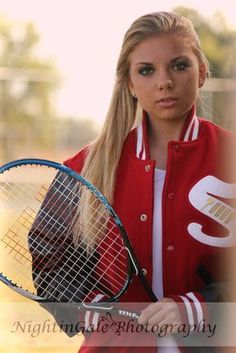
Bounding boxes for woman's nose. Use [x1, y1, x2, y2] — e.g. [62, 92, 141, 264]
[158, 79, 174, 91]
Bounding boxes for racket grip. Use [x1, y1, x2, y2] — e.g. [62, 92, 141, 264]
[40, 302, 81, 337]
[80, 303, 141, 320]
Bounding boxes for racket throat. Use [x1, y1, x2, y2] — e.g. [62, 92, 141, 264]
[125, 247, 158, 302]
[125, 247, 138, 275]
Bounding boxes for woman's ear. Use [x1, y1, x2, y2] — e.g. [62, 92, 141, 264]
[128, 80, 136, 97]
[199, 65, 206, 88]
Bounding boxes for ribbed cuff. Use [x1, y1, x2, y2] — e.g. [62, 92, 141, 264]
[169, 291, 209, 332]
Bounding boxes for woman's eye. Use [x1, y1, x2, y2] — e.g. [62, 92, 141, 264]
[138, 66, 154, 76]
[172, 62, 189, 71]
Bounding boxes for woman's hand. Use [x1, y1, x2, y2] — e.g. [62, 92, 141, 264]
[138, 298, 182, 335]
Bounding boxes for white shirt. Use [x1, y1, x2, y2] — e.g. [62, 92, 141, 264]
[152, 168, 166, 298]
[152, 168, 180, 353]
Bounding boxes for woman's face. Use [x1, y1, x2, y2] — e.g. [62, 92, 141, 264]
[128, 33, 205, 123]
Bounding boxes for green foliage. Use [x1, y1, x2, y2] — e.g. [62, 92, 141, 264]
[173, 6, 236, 78]
[0, 16, 98, 163]
[0, 16, 59, 162]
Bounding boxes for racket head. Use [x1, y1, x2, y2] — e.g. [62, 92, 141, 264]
[0, 158, 133, 303]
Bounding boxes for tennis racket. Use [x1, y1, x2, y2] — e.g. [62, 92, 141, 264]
[0, 158, 157, 320]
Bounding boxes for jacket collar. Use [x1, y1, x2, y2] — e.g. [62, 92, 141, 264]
[136, 106, 200, 160]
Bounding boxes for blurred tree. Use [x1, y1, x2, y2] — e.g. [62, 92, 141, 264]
[173, 6, 236, 78]
[0, 16, 98, 163]
[173, 7, 236, 129]
[55, 117, 98, 150]
[0, 15, 59, 161]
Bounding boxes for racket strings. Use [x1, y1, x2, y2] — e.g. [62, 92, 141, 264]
[27, 174, 129, 294]
[30, 173, 128, 265]
[1, 208, 38, 280]
[31, 213, 128, 301]
[0, 170, 76, 283]
[31, 204, 127, 295]
[0, 171, 87, 295]
[2, 228, 31, 265]
[60, 221, 127, 301]
[31, 177, 130, 301]
[0, 173, 52, 291]
[30, 201, 128, 296]
[0, 175, 58, 288]
[0, 165, 130, 303]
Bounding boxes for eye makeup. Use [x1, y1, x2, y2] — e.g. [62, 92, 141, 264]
[138, 64, 154, 76]
[170, 56, 191, 71]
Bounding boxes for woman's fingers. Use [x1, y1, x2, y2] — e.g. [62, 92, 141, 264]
[138, 298, 181, 334]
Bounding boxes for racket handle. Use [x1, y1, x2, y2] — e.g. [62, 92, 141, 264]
[41, 301, 142, 337]
[81, 302, 140, 320]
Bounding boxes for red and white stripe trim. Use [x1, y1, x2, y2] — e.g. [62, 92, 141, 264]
[183, 114, 200, 142]
[186, 292, 204, 324]
[136, 108, 200, 160]
[169, 291, 208, 332]
[136, 122, 147, 160]
[179, 292, 204, 327]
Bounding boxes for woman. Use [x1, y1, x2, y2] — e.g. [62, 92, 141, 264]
[64, 11, 235, 353]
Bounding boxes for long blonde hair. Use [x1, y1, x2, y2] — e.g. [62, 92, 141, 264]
[74, 11, 210, 250]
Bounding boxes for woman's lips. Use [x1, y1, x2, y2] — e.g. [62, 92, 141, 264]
[156, 97, 178, 108]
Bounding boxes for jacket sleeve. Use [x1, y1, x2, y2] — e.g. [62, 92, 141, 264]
[63, 146, 89, 173]
[168, 269, 231, 333]
[168, 281, 231, 353]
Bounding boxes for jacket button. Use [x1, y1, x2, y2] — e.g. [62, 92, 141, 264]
[141, 268, 147, 276]
[145, 164, 151, 172]
[140, 214, 147, 222]
[168, 192, 175, 199]
[173, 144, 180, 152]
[167, 245, 175, 251]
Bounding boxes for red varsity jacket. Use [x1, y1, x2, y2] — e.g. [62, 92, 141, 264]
[64, 107, 235, 353]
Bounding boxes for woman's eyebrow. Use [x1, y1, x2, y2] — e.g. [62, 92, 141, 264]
[134, 62, 153, 66]
[170, 55, 189, 62]
[134, 56, 189, 66]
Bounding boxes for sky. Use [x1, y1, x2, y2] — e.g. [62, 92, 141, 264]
[0, 0, 235, 125]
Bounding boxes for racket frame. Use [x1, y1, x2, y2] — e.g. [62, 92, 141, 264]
[0, 158, 157, 306]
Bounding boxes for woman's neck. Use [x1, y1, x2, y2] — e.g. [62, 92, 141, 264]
[147, 117, 186, 170]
